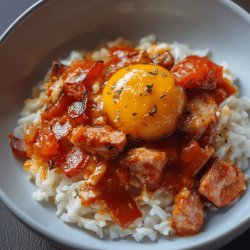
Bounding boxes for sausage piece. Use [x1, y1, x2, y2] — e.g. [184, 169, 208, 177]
[120, 147, 167, 189]
[172, 187, 203, 236]
[71, 125, 126, 159]
[199, 160, 246, 208]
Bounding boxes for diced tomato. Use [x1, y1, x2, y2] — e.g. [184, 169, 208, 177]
[51, 146, 90, 178]
[9, 134, 27, 158]
[64, 82, 86, 101]
[179, 140, 214, 177]
[63, 60, 95, 83]
[42, 93, 73, 121]
[64, 61, 103, 101]
[171, 56, 223, 90]
[100, 187, 142, 228]
[84, 60, 104, 84]
[33, 125, 59, 159]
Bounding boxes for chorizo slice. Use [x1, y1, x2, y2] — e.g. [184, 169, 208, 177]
[120, 147, 167, 189]
[71, 125, 126, 159]
[199, 160, 246, 208]
[172, 187, 204, 236]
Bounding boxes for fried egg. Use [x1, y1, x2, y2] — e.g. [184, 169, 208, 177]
[103, 64, 186, 141]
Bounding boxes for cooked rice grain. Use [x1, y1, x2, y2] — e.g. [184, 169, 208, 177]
[15, 35, 250, 241]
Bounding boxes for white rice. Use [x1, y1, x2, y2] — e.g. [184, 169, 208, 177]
[215, 96, 250, 172]
[15, 35, 250, 241]
[31, 167, 173, 241]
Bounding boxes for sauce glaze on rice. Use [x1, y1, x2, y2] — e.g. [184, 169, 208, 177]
[9, 35, 249, 241]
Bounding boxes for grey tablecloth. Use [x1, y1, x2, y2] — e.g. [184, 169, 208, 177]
[0, 0, 250, 249]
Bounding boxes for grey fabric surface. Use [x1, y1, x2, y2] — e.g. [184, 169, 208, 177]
[0, 1, 249, 250]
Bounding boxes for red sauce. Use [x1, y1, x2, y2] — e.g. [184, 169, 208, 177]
[171, 55, 224, 90]
[97, 161, 142, 227]
[11, 46, 237, 229]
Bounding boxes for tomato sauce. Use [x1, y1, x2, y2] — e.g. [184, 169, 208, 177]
[10, 45, 237, 229]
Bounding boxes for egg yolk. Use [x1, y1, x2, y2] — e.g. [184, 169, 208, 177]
[102, 64, 186, 141]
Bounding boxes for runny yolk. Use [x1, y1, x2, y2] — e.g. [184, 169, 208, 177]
[102, 64, 186, 141]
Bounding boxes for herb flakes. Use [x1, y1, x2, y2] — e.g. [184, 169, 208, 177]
[112, 87, 124, 101]
[148, 105, 157, 117]
[145, 84, 154, 95]
[149, 67, 158, 76]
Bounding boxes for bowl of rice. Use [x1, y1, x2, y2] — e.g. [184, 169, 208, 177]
[1, 0, 250, 249]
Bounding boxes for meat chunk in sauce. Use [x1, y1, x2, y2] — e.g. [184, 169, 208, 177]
[78, 163, 107, 206]
[172, 187, 203, 236]
[181, 93, 218, 138]
[71, 125, 127, 159]
[152, 50, 175, 70]
[120, 147, 167, 189]
[179, 140, 214, 177]
[199, 160, 246, 208]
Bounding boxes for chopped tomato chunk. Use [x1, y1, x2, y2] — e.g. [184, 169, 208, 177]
[100, 187, 142, 228]
[64, 82, 87, 101]
[33, 125, 59, 159]
[84, 60, 104, 84]
[64, 60, 104, 101]
[50, 147, 89, 178]
[63, 60, 95, 83]
[171, 55, 223, 90]
[42, 93, 73, 121]
[9, 134, 27, 158]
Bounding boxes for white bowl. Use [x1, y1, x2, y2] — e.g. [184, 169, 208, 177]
[0, 1, 250, 249]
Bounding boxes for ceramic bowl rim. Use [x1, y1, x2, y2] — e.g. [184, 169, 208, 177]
[0, 1, 250, 249]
